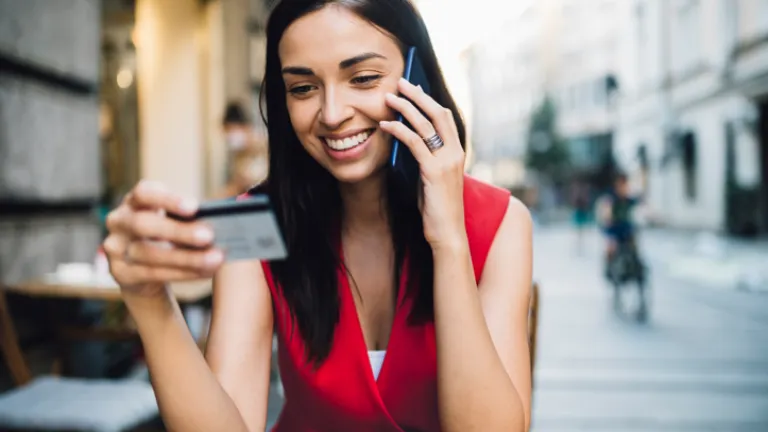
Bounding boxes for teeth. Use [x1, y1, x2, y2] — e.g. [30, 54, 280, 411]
[325, 130, 372, 150]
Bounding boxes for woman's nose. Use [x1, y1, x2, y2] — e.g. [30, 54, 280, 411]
[319, 88, 354, 129]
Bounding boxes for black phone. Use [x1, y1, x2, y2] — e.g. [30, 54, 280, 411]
[390, 46, 431, 187]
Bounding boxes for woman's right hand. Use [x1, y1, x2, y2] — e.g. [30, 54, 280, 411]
[103, 180, 225, 297]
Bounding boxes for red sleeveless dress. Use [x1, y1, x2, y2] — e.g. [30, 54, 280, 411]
[259, 175, 510, 432]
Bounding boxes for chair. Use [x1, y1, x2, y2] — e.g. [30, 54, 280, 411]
[0, 289, 159, 432]
[528, 282, 540, 378]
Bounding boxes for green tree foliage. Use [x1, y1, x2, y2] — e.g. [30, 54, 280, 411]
[525, 95, 570, 184]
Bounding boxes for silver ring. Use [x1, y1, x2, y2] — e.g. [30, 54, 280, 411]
[123, 248, 133, 264]
[423, 133, 444, 152]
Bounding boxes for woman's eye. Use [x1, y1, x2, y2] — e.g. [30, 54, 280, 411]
[289, 85, 315, 95]
[351, 75, 382, 85]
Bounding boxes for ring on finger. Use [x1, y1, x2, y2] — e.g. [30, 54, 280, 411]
[123, 247, 133, 264]
[123, 239, 139, 264]
[423, 133, 445, 153]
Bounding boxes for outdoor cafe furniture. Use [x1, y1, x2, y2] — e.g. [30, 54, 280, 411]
[0, 274, 211, 431]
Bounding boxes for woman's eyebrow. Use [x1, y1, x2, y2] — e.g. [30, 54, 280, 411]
[339, 52, 386, 69]
[281, 52, 386, 76]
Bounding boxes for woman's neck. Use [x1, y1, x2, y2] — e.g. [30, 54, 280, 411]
[339, 171, 389, 237]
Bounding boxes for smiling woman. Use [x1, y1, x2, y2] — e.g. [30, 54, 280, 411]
[281, 50, 385, 159]
[277, 17, 407, 183]
[101, 1, 532, 431]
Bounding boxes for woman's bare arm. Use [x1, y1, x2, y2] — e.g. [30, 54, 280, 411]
[123, 260, 273, 432]
[206, 260, 275, 431]
[433, 198, 532, 431]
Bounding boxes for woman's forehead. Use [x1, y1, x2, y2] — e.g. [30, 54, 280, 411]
[279, 6, 400, 67]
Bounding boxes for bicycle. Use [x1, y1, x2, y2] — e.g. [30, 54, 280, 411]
[606, 236, 650, 323]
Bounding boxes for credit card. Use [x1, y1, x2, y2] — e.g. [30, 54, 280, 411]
[169, 195, 288, 261]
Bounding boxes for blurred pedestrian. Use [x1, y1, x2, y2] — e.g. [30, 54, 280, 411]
[212, 142, 268, 199]
[222, 101, 252, 153]
[570, 179, 591, 254]
[215, 102, 268, 198]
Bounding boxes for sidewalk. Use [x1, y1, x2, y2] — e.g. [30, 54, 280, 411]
[641, 227, 768, 292]
[535, 220, 768, 293]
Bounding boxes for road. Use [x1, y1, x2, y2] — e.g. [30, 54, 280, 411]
[531, 225, 768, 431]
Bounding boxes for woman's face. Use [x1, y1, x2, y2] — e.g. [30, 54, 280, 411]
[279, 5, 404, 184]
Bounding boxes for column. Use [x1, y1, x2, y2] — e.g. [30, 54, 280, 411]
[200, 0, 227, 197]
[135, 0, 205, 198]
[223, 0, 253, 104]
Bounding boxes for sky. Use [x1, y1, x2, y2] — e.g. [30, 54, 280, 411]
[416, 0, 530, 60]
[413, 0, 530, 162]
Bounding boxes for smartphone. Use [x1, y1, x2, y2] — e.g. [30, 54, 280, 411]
[168, 195, 288, 261]
[390, 46, 431, 187]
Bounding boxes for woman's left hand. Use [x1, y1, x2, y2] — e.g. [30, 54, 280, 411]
[379, 77, 467, 252]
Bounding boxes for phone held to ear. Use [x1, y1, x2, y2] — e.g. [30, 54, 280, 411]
[168, 195, 288, 262]
[390, 46, 431, 187]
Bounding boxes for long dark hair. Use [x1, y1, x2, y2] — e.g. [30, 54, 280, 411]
[257, 0, 466, 365]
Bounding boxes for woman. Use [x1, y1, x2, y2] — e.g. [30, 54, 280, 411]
[217, 101, 270, 199]
[103, 0, 532, 430]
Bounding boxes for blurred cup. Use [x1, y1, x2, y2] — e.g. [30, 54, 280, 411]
[55, 262, 94, 282]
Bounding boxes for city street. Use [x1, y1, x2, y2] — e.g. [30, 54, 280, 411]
[531, 224, 768, 431]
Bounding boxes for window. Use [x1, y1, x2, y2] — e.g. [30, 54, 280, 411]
[557, 88, 567, 112]
[637, 143, 649, 171]
[635, 1, 648, 84]
[675, 0, 701, 73]
[761, 1, 768, 35]
[680, 132, 697, 201]
[600, 0, 616, 14]
[635, 1, 646, 40]
[594, 78, 606, 108]
[583, 81, 593, 109]
[567, 84, 578, 111]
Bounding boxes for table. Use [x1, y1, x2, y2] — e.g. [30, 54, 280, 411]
[0, 276, 213, 385]
[4, 276, 212, 303]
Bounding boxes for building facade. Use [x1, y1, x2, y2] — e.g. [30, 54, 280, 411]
[466, 0, 624, 189]
[466, 0, 544, 186]
[614, 0, 768, 235]
[550, 0, 623, 187]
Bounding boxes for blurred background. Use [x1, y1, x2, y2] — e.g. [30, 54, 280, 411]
[0, 0, 767, 431]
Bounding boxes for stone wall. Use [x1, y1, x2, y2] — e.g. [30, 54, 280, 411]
[0, 0, 103, 284]
[0, 0, 101, 82]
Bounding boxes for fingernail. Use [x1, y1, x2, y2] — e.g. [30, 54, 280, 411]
[379, 120, 390, 127]
[205, 250, 223, 266]
[179, 198, 198, 214]
[399, 77, 408, 84]
[195, 227, 214, 243]
[385, 93, 396, 100]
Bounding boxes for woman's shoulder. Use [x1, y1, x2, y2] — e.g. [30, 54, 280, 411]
[463, 175, 510, 207]
[463, 174, 512, 231]
[237, 181, 270, 201]
[462, 175, 514, 280]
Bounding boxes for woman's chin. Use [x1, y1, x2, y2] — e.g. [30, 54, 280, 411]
[327, 160, 387, 185]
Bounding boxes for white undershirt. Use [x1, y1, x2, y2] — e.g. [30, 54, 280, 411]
[368, 350, 387, 380]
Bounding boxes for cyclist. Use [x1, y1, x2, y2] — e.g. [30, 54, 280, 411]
[597, 172, 643, 279]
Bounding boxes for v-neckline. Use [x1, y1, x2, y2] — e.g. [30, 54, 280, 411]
[338, 244, 410, 392]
